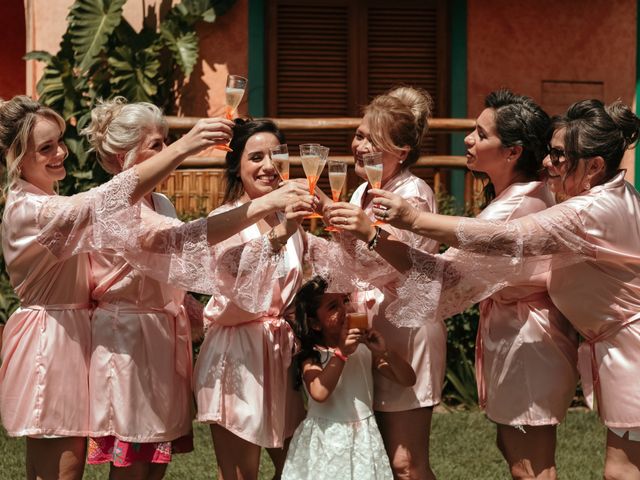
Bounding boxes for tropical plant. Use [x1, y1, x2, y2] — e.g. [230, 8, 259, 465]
[23, 0, 236, 195]
[0, 0, 236, 324]
[437, 191, 481, 408]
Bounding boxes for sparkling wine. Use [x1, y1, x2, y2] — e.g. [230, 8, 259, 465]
[301, 155, 321, 183]
[347, 312, 368, 330]
[329, 171, 346, 200]
[365, 164, 383, 189]
[225, 87, 245, 111]
[272, 153, 290, 180]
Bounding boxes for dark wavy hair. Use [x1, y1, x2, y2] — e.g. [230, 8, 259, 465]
[480, 89, 551, 205]
[223, 118, 286, 203]
[291, 276, 328, 390]
[552, 99, 640, 185]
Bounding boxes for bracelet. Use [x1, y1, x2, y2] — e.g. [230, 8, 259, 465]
[267, 228, 286, 253]
[333, 348, 349, 362]
[367, 226, 381, 251]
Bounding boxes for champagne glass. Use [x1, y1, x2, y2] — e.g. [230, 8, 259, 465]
[300, 144, 328, 219]
[347, 294, 369, 330]
[325, 159, 347, 232]
[213, 74, 247, 152]
[270, 144, 290, 181]
[363, 152, 385, 226]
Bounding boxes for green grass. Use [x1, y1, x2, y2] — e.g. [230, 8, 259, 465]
[0, 411, 606, 479]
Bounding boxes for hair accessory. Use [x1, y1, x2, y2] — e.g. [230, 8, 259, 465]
[333, 348, 348, 362]
[367, 226, 381, 251]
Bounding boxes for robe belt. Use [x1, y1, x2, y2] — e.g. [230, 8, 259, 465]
[96, 301, 191, 380]
[578, 312, 640, 412]
[476, 291, 551, 409]
[20, 303, 93, 333]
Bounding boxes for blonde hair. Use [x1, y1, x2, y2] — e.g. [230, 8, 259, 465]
[0, 95, 66, 192]
[364, 86, 433, 167]
[82, 97, 167, 174]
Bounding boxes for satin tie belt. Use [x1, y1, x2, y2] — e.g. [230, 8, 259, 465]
[96, 301, 192, 380]
[578, 312, 640, 412]
[20, 303, 93, 333]
[475, 292, 551, 409]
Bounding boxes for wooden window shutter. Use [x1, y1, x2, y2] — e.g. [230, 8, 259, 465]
[267, 0, 450, 191]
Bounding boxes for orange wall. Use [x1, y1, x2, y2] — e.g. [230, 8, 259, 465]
[0, 1, 26, 98]
[467, 0, 637, 176]
[24, 0, 248, 116]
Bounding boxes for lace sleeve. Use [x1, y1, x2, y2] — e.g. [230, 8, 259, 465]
[212, 234, 282, 313]
[456, 203, 596, 258]
[386, 203, 596, 328]
[35, 168, 140, 259]
[305, 232, 400, 292]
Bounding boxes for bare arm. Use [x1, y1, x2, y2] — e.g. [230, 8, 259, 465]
[131, 118, 234, 204]
[303, 325, 363, 403]
[364, 329, 416, 387]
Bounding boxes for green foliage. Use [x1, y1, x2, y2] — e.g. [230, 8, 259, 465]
[25, 0, 237, 196]
[436, 192, 482, 408]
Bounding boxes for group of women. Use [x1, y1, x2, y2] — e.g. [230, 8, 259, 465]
[0, 83, 639, 480]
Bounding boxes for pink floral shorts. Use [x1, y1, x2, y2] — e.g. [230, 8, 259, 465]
[87, 434, 194, 467]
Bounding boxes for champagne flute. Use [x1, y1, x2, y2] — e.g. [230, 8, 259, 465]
[270, 144, 290, 181]
[213, 74, 247, 152]
[299, 144, 328, 219]
[363, 152, 385, 226]
[325, 159, 347, 232]
[347, 294, 369, 330]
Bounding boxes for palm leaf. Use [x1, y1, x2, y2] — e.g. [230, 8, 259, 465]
[108, 45, 161, 102]
[160, 24, 199, 77]
[68, 0, 126, 72]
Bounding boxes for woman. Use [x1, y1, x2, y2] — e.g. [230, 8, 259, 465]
[332, 89, 579, 479]
[0, 95, 229, 480]
[193, 119, 309, 480]
[334, 99, 640, 478]
[318, 87, 441, 479]
[0, 96, 311, 480]
[79, 97, 208, 479]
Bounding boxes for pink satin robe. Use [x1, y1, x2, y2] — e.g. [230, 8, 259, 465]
[193, 203, 305, 448]
[88, 193, 198, 442]
[0, 170, 138, 437]
[350, 169, 443, 411]
[469, 182, 578, 425]
[392, 171, 640, 428]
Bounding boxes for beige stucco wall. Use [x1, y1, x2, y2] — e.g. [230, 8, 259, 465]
[24, 0, 248, 116]
[467, 0, 637, 180]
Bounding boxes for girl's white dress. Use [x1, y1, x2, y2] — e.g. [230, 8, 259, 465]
[282, 345, 393, 480]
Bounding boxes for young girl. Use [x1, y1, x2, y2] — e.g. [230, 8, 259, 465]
[281, 277, 416, 480]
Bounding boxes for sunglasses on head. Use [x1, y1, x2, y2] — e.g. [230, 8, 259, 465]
[548, 147, 566, 167]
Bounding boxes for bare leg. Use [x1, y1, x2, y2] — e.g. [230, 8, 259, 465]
[604, 429, 640, 480]
[26, 437, 86, 480]
[210, 424, 261, 480]
[109, 462, 168, 480]
[267, 436, 293, 479]
[375, 407, 435, 480]
[496, 424, 557, 479]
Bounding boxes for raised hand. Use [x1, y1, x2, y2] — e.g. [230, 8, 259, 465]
[265, 181, 317, 214]
[368, 189, 419, 230]
[325, 202, 374, 242]
[363, 329, 387, 356]
[338, 315, 364, 356]
[175, 117, 235, 156]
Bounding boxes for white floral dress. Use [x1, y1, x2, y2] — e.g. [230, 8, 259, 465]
[281, 345, 392, 480]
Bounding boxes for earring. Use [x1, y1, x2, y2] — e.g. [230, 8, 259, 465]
[583, 181, 591, 190]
